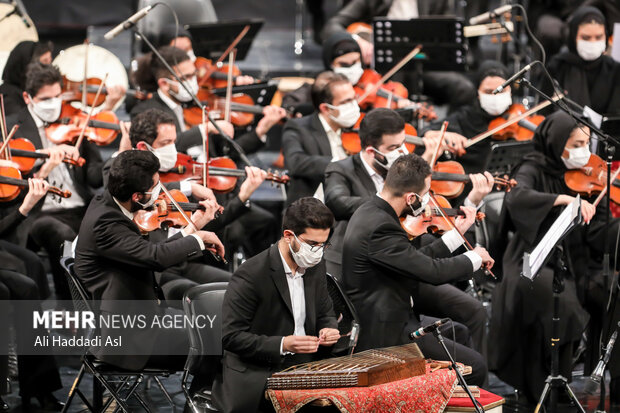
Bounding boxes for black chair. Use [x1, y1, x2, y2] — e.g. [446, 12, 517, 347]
[325, 273, 360, 355]
[59, 256, 177, 412]
[182, 282, 228, 413]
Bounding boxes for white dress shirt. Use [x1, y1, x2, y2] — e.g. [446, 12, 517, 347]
[359, 153, 385, 192]
[278, 247, 307, 354]
[29, 107, 85, 211]
[387, 0, 419, 19]
[317, 113, 347, 161]
[158, 89, 187, 131]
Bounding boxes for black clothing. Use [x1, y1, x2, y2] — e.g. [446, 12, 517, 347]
[212, 244, 338, 413]
[321, 32, 361, 69]
[488, 111, 619, 401]
[282, 113, 333, 205]
[342, 196, 487, 385]
[0, 41, 36, 116]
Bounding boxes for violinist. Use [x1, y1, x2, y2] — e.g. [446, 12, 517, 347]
[0, 177, 63, 411]
[0, 40, 53, 116]
[6, 62, 103, 304]
[341, 153, 492, 386]
[488, 111, 620, 404]
[282, 73, 357, 204]
[324, 108, 493, 355]
[75, 150, 224, 377]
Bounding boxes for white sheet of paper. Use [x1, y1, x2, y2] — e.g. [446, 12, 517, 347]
[613, 23, 620, 63]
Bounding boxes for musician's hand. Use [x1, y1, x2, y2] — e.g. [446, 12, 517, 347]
[318, 328, 341, 346]
[36, 146, 65, 178]
[454, 206, 477, 234]
[194, 230, 225, 258]
[355, 36, 374, 66]
[396, 98, 413, 109]
[102, 84, 126, 111]
[238, 166, 266, 202]
[206, 120, 235, 138]
[58, 144, 81, 161]
[19, 178, 49, 216]
[191, 199, 222, 229]
[190, 182, 217, 203]
[581, 200, 596, 224]
[234, 75, 255, 86]
[443, 132, 468, 155]
[473, 246, 494, 270]
[118, 121, 132, 153]
[467, 171, 495, 206]
[255, 106, 287, 137]
[420, 133, 442, 164]
[283, 335, 320, 354]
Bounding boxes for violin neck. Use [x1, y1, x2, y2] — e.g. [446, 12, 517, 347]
[0, 175, 28, 187]
[430, 207, 463, 216]
[376, 88, 404, 102]
[228, 102, 264, 115]
[208, 166, 247, 177]
[88, 119, 120, 130]
[405, 135, 425, 146]
[170, 202, 204, 212]
[10, 148, 47, 159]
[431, 171, 471, 183]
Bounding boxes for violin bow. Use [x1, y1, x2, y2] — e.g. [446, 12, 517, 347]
[202, 106, 210, 189]
[593, 166, 620, 208]
[198, 25, 250, 89]
[465, 94, 563, 148]
[74, 73, 108, 152]
[224, 49, 236, 123]
[356, 44, 422, 105]
[159, 183, 227, 264]
[0, 125, 20, 157]
[429, 121, 449, 168]
[0, 95, 7, 159]
[429, 192, 496, 279]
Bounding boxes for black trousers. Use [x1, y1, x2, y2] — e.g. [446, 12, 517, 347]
[158, 262, 231, 307]
[28, 207, 86, 302]
[0, 268, 61, 397]
[224, 204, 277, 258]
[0, 240, 49, 300]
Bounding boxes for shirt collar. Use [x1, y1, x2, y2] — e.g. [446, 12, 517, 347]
[157, 89, 180, 111]
[27, 105, 45, 128]
[112, 196, 135, 220]
[318, 113, 341, 135]
[278, 244, 306, 278]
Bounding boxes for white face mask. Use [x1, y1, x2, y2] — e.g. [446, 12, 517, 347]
[576, 39, 607, 61]
[479, 91, 512, 116]
[187, 49, 197, 63]
[373, 144, 409, 171]
[327, 100, 360, 128]
[289, 233, 324, 268]
[29, 95, 62, 123]
[561, 146, 591, 169]
[333, 62, 364, 85]
[146, 142, 178, 171]
[136, 182, 161, 209]
[166, 76, 198, 102]
[409, 192, 430, 217]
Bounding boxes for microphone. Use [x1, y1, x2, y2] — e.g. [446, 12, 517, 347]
[492, 63, 536, 94]
[585, 324, 619, 394]
[104, 5, 154, 40]
[349, 322, 360, 349]
[469, 5, 513, 25]
[409, 318, 451, 340]
[12, 0, 30, 28]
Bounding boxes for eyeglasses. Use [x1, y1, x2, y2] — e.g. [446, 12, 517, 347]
[295, 233, 331, 252]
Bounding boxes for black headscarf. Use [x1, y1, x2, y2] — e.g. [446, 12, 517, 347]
[158, 24, 193, 49]
[322, 32, 361, 69]
[523, 111, 578, 177]
[473, 60, 509, 89]
[566, 6, 608, 55]
[2, 41, 36, 89]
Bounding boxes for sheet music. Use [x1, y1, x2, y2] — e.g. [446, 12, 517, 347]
[523, 196, 581, 280]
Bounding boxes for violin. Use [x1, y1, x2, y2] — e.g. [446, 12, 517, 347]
[400, 194, 485, 238]
[341, 113, 423, 155]
[9, 137, 85, 173]
[61, 75, 151, 107]
[45, 103, 120, 146]
[195, 57, 251, 91]
[133, 189, 206, 233]
[564, 154, 620, 205]
[159, 153, 290, 193]
[431, 161, 517, 199]
[355, 69, 408, 110]
[0, 161, 71, 201]
[487, 103, 544, 141]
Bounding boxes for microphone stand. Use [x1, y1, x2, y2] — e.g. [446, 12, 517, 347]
[431, 328, 483, 413]
[520, 76, 620, 411]
[131, 24, 254, 167]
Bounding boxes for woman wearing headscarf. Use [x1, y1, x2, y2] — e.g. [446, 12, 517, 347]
[488, 111, 620, 403]
[547, 6, 620, 115]
[0, 40, 52, 116]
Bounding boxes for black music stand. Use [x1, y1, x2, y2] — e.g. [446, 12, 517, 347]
[209, 82, 278, 107]
[485, 141, 535, 177]
[522, 196, 586, 413]
[185, 19, 264, 61]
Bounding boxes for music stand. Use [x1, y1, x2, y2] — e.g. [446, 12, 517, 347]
[185, 19, 264, 61]
[209, 82, 278, 107]
[521, 196, 586, 413]
[485, 141, 534, 176]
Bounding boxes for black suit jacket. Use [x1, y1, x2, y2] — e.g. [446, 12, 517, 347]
[212, 244, 338, 413]
[282, 113, 333, 205]
[323, 154, 376, 269]
[7, 107, 104, 206]
[322, 0, 456, 41]
[74, 190, 203, 369]
[130, 93, 264, 156]
[342, 196, 473, 351]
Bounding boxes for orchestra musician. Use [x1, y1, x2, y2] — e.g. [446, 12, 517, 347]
[212, 197, 339, 413]
[341, 153, 492, 386]
[6, 62, 102, 304]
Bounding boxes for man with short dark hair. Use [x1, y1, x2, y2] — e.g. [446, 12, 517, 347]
[213, 197, 339, 413]
[342, 153, 493, 386]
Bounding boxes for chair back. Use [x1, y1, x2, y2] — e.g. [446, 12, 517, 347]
[60, 256, 93, 313]
[326, 273, 360, 354]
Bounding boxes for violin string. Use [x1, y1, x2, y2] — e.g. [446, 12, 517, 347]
[74, 73, 108, 151]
